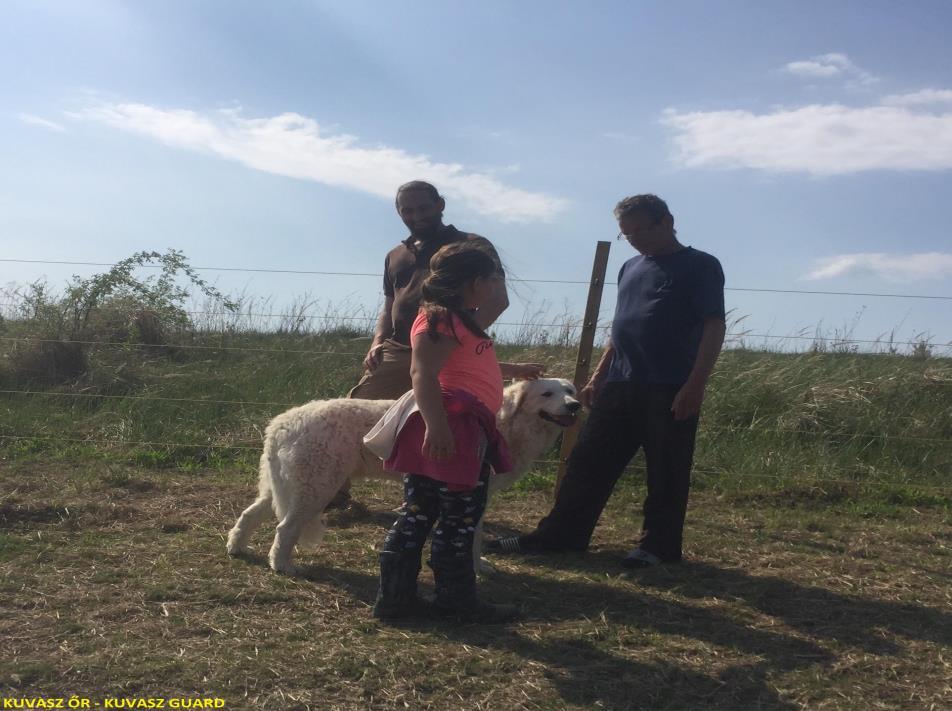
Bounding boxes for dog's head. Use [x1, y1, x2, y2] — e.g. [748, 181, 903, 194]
[509, 377, 581, 428]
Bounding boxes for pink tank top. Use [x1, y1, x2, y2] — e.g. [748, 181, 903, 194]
[410, 310, 503, 413]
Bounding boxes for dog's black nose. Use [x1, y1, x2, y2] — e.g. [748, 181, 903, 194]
[566, 401, 582, 413]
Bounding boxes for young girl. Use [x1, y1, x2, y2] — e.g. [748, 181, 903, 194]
[372, 238, 538, 622]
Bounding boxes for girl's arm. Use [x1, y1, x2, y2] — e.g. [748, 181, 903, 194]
[410, 330, 458, 461]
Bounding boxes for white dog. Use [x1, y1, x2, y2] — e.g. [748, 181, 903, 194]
[226, 378, 581, 575]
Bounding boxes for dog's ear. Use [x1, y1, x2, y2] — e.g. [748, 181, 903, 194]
[504, 379, 532, 419]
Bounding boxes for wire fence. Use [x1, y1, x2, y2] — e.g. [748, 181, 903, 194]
[0, 432, 946, 495]
[0, 254, 949, 499]
[1, 388, 950, 445]
[1, 327, 950, 357]
[2, 258, 951, 300]
[0, 332, 952, 357]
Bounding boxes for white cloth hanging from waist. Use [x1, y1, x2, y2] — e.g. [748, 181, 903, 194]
[362, 389, 419, 460]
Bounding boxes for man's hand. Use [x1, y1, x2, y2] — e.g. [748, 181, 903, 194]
[671, 381, 705, 420]
[579, 377, 603, 408]
[363, 343, 385, 372]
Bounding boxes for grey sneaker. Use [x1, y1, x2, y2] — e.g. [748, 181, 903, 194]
[621, 548, 662, 569]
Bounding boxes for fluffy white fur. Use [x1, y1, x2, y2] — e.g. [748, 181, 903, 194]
[226, 378, 580, 575]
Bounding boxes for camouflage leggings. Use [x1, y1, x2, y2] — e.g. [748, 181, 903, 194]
[382, 467, 490, 568]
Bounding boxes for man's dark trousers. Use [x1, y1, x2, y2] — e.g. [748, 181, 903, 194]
[534, 380, 699, 561]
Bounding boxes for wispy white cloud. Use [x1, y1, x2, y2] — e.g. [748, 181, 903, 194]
[803, 253, 952, 282]
[18, 113, 67, 132]
[72, 102, 567, 223]
[662, 99, 952, 174]
[881, 88, 952, 107]
[782, 53, 878, 87]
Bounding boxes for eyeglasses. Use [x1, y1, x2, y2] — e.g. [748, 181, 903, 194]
[617, 224, 658, 240]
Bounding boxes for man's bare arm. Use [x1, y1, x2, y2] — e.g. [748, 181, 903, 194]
[580, 340, 615, 408]
[364, 295, 395, 371]
[671, 317, 725, 420]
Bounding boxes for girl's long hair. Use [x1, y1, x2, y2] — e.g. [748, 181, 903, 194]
[420, 238, 503, 342]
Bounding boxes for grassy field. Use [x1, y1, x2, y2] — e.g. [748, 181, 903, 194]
[1, 326, 950, 709]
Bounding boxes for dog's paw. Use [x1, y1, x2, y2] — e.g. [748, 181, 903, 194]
[270, 560, 302, 576]
[225, 535, 246, 557]
[274, 565, 302, 577]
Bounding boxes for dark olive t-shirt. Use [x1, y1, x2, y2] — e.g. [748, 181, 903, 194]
[383, 225, 475, 345]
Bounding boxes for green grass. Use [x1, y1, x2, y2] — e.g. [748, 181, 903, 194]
[1, 329, 949, 504]
[0, 324, 950, 708]
[0, 465, 949, 709]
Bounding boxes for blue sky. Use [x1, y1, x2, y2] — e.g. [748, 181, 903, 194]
[3, 0, 952, 353]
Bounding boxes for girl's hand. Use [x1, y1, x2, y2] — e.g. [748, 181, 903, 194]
[423, 422, 456, 462]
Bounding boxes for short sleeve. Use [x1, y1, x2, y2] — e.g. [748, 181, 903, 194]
[690, 256, 726, 321]
[383, 254, 395, 299]
[409, 310, 464, 343]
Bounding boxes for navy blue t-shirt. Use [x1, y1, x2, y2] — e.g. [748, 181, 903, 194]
[607, 246, 725, 385]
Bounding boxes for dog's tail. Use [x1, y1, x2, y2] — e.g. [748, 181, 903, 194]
[258, 434, 282, 519]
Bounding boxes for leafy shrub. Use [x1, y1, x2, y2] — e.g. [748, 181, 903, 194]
[5, 249, 236, 382]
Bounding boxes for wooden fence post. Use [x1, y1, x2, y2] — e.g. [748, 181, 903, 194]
[554, 240, 611, 497]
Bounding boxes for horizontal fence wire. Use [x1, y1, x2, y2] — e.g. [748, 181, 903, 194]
[0, 434, 261, 451]
[0, 389, 295, 407]
[0, 391, 949, 444]
[0, 301, 591, 330]
[1, 334, 950, 358]
[1, 301, 949, 347]
[1, 258, 950, 300]
[0, 335, 367, 357]
[0, 434, 947, 494]
[531, 459, 950, 493]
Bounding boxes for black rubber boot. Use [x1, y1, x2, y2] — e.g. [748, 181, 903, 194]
[431, 559, 520, 623]
[372, 551, 426, 619]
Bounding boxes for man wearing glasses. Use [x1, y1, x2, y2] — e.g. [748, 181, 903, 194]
[489, 194, 725, 569]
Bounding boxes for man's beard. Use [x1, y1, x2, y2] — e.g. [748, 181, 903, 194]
[410, 221, 443, 241]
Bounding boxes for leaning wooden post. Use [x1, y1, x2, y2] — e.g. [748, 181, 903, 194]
[554, 240, 611, 497]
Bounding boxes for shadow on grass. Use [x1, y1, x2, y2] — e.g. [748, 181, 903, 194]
[633, 559, 952, 654]
[292, 561, 813, 710]
[324, 500, 398, 530]
[501, 551, 952, 654]
[227, 525, 950, 707]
